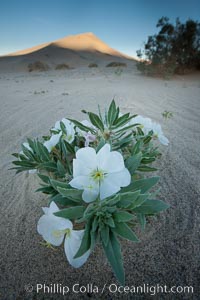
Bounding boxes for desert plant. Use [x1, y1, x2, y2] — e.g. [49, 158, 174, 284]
[28, 61, 49, 72]
[55, 63, 70, 70]
[162, 111, 174, 119]
[137, 17, 200, 76]
[106, 62, 127, 67]
[11, 100, 170, 284]
[88, 63, 98, 68]
[115, 67, 123, 76]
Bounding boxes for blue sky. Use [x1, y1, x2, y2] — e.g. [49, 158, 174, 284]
[0, 0, 200, 57]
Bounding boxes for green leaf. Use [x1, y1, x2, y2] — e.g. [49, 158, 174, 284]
[50, 179, 70, 191]
[37, 174, 50, 184]
[100, 225, 110, 246]
[112, 222, 139, 242]
[57, 160, 66, 176]
[128, 193, 149, 209]
[112, 113, 130, 128]
[91, 216, 99, 232]
[57, 187, 83, 201]
[114, 123, 138, 134]
[137, 213, 146, 230]
[12, 160, 36, 167]
[132, 140, 143, 155]
[102, 231, 125, 285]
[36, 185, 55, 194]
[63, 140, 75, 154]
[68, 118, 96, 134]
[37, 141, 50, 161]
[21, 144, 35, 161]
[54, 206, 86, 219]
[60, 121, 67, 134]
[96, 138, 106, 152]
[137, 165, 157, 172]
[141, 157, 156, 164]
[88, 112, 104, 132]
[107, 99, 118, 126]
[133, 199, 170, 214]
[104, 217, 115, 228]
[50, 194, 79, 206]
[104, 194, 121, 206]
[113, 211, 133, 222]
[125, 152, 142, 175]
[121, 177, 159, 194]
[117, 190, 141, 208]
[90, 230, 98, 251]
[38, 161, 57, 172]
[74, 220, 92, 258]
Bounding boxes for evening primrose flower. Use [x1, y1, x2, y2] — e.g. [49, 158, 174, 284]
[54, 118, 75, 144]
[132, 115, 169, 145]
[43, 132, 62, 152]
[37, 202, 90, 268]
[132, 115, 153, 134]
[69, 144, 131, 202]
[150, 122, 169, 145]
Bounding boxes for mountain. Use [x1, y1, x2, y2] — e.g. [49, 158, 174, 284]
[0, 32, 135, 72]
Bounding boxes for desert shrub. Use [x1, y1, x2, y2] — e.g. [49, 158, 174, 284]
[106, 62, 127, 67]
[137, 17, 200, 77]
[88, 63, 98, 68]
[55, 63, 70, 70]
[28, 61, 49, 72]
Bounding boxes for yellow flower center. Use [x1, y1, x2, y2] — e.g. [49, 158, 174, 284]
[91, 169, 105, 182]
[52, 228, 71, 238]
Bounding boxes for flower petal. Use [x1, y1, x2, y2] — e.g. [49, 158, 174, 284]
[100, 168, 130, 200]
[54, 120, 61, 131]
[82, 185, 99, 203]
[107, 168, 131, 187]
[48, 201, 60, 215]
[37, 215, 65, 246]
[69, 175, 91, 190]
[43, 132, 61, 152]
[64, 230, 90, 268]
[97, 144, 125, 173]
[76, 147, 97, 169]
[73, 159, 92, 177]
[158, 135, 169, 145]
[69, 176, 99, 202]
[100, 179, 120, 200]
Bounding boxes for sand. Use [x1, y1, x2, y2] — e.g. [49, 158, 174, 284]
[0, 61, 200, 300]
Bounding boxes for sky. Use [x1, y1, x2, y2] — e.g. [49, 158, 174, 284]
[0, 0, 200, 57]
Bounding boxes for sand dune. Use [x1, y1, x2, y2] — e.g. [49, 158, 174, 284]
[0, 33, 134, 72]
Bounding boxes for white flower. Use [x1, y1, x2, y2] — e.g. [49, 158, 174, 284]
[69, 144, 131, 203]
[54, 118, 75, 144]
[131, 115, 153, 135]
[37, 202, 90, 268]
[77, 120, 96, 146]
[131, 115, 169, 145]
[43, 132, 62, 152]
[150, 122, 169, 145]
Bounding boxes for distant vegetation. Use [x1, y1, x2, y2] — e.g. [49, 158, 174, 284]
[106, 62, 127, 67]
[28, 61, 49, 72]
[55, 63, 70, 70]
[88, 63, 98, 68]
[137, 17, 200, 77]
[162, 111, 174, 119]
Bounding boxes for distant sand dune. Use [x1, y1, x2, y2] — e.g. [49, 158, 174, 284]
[0, 33, 135, 72]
